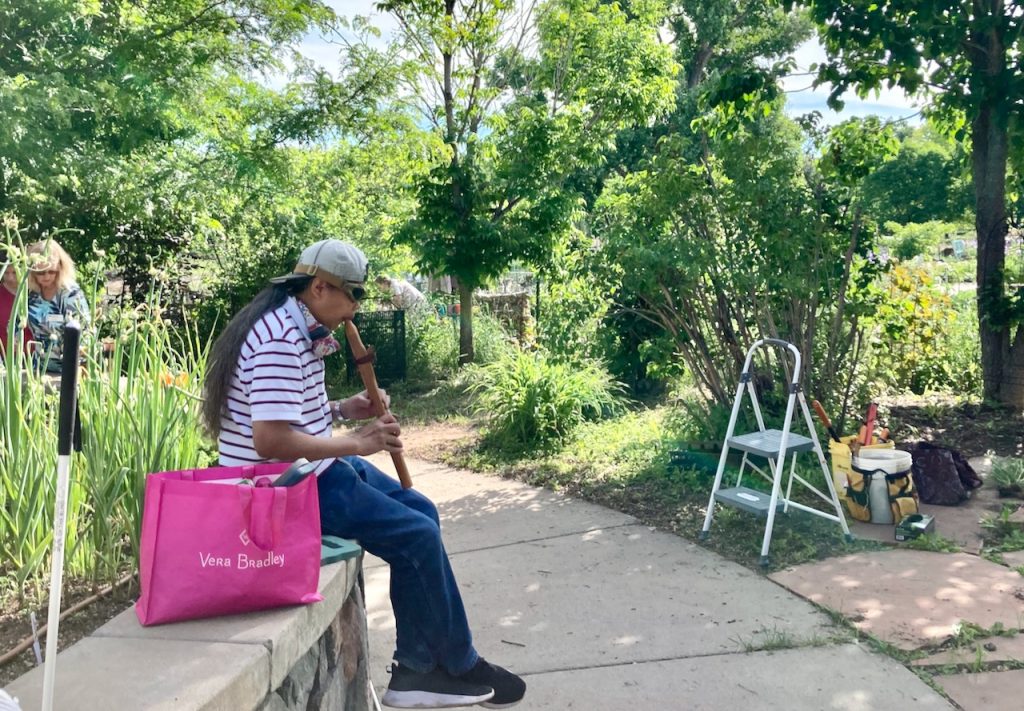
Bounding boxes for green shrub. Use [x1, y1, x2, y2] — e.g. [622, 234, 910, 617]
[406, 312, 459, 383]
[406, 311, 515, 385]
[466, 350, 626, 452]
[867, 264, 981, 395]
[537, 274, 608, 363]
[472, 312, 517, 365]
[881, 220, 970, 261]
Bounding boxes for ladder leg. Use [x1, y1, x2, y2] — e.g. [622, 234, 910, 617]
[759, 453, 787, 566]
[760, 389, 799, 565]
[700, 380, 747, 539]
[799, 394, 852, 539]
[783, 456, 798, 513]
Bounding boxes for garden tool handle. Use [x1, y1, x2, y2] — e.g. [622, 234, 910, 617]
[811, 399, 842, 442]
[862, 402, 878, 446]
[343, 320, 413, 489]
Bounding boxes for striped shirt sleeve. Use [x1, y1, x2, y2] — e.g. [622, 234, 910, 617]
[248, 336, 305, 423]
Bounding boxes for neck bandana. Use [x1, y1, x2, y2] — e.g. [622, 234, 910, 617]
[295, 298, 341, 359]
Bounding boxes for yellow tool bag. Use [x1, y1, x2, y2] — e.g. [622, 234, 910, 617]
[828, 434, 894, 500]
[845, 453, 919, 525]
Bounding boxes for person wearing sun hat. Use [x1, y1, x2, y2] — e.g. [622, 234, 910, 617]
[202, 238, 526, 709]
[25, 240, 90, 374]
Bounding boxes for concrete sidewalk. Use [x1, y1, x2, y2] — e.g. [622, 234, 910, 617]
[361, 455, 953, 710]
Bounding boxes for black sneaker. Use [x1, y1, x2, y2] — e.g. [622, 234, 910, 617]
[382, 663, 495, 709]
[454, 658, 526, 708]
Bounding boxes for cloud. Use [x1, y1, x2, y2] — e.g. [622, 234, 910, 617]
[783, 39, 922, 124]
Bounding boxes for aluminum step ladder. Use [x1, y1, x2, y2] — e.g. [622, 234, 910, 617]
[699, 339, 851, 566]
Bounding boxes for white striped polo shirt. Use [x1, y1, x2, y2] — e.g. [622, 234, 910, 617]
[218, 297, 334, 473]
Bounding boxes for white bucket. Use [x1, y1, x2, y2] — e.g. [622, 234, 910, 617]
[852, 449, 913, 525]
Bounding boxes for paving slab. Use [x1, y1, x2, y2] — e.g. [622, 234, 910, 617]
[910, 633, 1024, 668]
[362, 455, 636, 564]
[6, 636, 268, 711]
[516, 645, 951, 710]
[935, 668, 1024, 711]
[770, 550, 1024, 650]
[359, 459, 960, 708]
[1001, 550, 1024, 568]
[367, 523, 839, 676]
[845, 489, 1003, 554]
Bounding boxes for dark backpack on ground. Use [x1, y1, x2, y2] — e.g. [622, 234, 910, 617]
[899, 442, 982, 506]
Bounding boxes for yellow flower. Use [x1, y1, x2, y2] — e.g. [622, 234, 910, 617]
[160, 372, 187, 388]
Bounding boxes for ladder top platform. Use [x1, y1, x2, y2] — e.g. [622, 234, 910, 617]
[727, 429, 815, 457]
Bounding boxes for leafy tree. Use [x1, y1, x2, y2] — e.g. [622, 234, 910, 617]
[378, 0, 677, 363]
[791, 0, 1024, 406]
[861, 126, 972, 225]
[585, 3, 840, 394]
[0, 0, 334, 230]
[1, 1, 405, 318]
[595, 110, 892, 428]
[562, 1, 822, 398]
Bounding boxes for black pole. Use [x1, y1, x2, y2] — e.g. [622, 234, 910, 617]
[57, 322, 81, 457]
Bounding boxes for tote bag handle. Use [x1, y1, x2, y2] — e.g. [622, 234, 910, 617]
[237, 485, 288, 551]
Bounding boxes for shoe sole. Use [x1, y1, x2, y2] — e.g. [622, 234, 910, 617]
[479, 701, 523, 709]
[381, 689, 495, 708]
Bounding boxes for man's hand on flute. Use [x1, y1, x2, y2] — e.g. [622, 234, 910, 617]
[352, 413, 404, 456]
[335, 388, 390, 420]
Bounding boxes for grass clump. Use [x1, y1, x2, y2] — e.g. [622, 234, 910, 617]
[466, 350, 626, 453]
[980, 505, 1024, 554]
[991, 456, 1024, 497]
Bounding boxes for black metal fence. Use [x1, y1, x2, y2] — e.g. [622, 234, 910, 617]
[345, 310, 407, 386]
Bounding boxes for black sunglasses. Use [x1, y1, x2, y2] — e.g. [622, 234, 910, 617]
[340, 284, 366, 302]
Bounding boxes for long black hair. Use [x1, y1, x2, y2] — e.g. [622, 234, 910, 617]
[202, 277, 312, 437]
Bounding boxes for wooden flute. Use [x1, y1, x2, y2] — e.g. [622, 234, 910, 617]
[343, 319, 413, 489]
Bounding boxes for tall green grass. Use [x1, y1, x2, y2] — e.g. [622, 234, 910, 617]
[1, 294, 212, 601]
[466, 349, 626, 452]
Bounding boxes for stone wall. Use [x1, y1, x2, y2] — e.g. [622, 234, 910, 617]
[7, 556, 368, 711]
[258, 584, 370, 711]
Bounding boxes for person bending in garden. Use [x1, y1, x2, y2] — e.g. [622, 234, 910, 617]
[201, 238, 526, 710]
[375, 273, 429, 312]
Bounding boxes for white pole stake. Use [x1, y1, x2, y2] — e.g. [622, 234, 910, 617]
[41, 320, 81, 711]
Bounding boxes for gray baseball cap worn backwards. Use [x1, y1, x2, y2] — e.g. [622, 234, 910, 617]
[270, 239, 369, 289]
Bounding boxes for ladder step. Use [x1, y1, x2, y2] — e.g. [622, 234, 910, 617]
[728, 429, 814, 457]
[714, 486, 784, 517]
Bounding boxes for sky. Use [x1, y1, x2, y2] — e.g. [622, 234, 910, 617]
[783, 39, 921, 124]
[299, 2, 921, 125]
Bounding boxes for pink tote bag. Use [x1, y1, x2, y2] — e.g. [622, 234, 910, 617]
[135, 462, 323, 626]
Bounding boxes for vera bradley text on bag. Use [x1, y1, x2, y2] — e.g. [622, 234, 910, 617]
[135, 461, 324, 626]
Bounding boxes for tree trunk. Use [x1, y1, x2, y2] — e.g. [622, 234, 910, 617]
[458, 280, 474, 365]
[971, 15, 1023, 407]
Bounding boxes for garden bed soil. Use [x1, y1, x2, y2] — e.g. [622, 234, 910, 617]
[0, 578, 138, 687]
[884, 396, 1024, 458]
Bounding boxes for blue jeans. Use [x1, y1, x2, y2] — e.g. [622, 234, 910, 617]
[317, 457, 479, 675]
